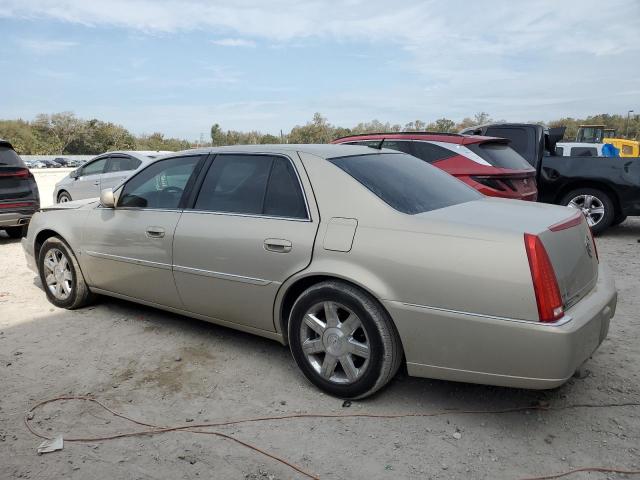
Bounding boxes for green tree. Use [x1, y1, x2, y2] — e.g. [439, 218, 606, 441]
[210, 123, 225, 146]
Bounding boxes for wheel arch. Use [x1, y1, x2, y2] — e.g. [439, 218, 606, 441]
[56, 189, 70, 202]
[275, 271, 401, 351]
[34, 228, 65, 261]
[555, 180, 622, 216]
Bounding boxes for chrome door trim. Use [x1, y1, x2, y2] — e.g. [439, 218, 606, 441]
[182, 209, 311, 222]
[173, 264, 273, 286]
[397, 301, 573, 327]
[84, 250, 172, 270]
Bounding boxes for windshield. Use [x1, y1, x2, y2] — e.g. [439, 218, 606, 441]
[329, 153, 481, 215]
[466, 142, 533, 170]
[0, 146, 24, 167]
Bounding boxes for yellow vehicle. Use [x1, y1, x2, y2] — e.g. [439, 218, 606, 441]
[576, 125, 639, 157]
[603, 137, 639, 157]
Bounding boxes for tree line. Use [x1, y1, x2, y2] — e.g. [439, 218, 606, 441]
[1, 111, 638, 155]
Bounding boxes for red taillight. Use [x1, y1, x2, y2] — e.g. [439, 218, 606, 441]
[0, 168, 29, 178]
[524, 233, 564, 323]
[548, 211, 583, 232]
[0, 202, 34, 209]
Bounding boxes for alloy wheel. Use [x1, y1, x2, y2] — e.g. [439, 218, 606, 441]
[299, 301, 371, 384]
[43, 248, 73, 300]
[567, 194, 605, 227]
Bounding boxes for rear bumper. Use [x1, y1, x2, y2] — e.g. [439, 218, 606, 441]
[22, 235, 38, 273]
[385, 263, 616, 389]
[0, 210, 35, 228]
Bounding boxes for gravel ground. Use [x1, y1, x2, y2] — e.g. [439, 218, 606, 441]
[1, 170, 638, 479]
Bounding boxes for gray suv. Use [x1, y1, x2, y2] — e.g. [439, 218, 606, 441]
[0, 139, 40, 238]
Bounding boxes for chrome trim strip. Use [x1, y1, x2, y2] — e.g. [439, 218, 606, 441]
[181, 209, 311, 222]
[173, 265, 272, 286]
[397, 301, 573, 327]
[84, 250, 172, 270]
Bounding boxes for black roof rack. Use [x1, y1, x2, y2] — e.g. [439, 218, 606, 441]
[334, 131, 467, 141]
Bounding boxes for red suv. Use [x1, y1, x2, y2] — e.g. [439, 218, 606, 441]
[332, 132, 537, 201]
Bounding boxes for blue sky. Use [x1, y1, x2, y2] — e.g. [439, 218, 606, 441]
[1, 0, 639, 139]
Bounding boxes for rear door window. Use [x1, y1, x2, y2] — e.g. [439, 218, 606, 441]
[570, 147, 598, 157]
[466, 142, 533, 170]
[195, 154, 307, 218]
[411, 141, 457, 163]
[330, 153, 480, 215]
[0, 146, 24, 167]
[106, 156, 141, 172]
[381, 140, 414, 155]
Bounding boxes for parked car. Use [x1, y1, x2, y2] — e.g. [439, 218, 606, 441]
[23, 145, 616, 398]
[41, 159, 61, 168]
[461, 123, 640, 234]
[53, 151, 170, 203]
[53, 157, 70, 167]
[332, 132, 538, 200]
[0, 139, 40, 238]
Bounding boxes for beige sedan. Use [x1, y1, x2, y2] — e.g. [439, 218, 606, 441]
[22, 144, 617, 398]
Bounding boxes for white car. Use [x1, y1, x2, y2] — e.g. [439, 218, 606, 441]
[53, 151, 170, 203]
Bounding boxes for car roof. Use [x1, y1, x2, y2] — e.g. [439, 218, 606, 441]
[95, 150, 172, 161]
[176, 143, 399, 159]
[0, 139, 14, 149]
[333, 132, 504, 146]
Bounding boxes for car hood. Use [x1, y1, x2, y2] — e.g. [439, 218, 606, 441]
[41, 198, 99, 211]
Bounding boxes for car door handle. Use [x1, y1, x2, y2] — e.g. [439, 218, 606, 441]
[93, 181, 100, 186]
[146, 227, 165, 238]
[264, 238, 292, 253]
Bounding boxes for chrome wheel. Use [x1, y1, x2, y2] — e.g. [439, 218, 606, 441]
[299, 301, 370, 384]
[567, 194, 605, 227]
[43, 248, 73, 300]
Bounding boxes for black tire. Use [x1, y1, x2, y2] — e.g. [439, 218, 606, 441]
[37, 236, 94, 309]
[4, 226, 24, 239]
[288, 280, 403, 399]
[612, 213, 627, 226]
[560, 188, 615, 235]
[57, 191, 72, 203]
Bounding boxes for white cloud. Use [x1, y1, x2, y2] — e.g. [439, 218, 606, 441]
[211, 38, 256, 47]
[17, 38, 78, 54]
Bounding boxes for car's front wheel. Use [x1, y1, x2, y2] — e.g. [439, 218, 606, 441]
[288, 280, 403, 399]
[38, 236, 94, 309]
[57, 191, 72, 203]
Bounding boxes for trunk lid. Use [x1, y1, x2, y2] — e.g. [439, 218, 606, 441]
[417, 198, 598, 311]
[538, 214, 598, 309]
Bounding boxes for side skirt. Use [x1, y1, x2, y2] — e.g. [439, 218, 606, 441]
[90, 287, 286, 344]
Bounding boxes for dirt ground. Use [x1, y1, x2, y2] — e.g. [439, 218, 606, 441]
[1, 170, 638, 480]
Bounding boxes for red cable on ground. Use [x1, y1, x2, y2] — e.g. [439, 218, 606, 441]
[24, 396, 640, 480]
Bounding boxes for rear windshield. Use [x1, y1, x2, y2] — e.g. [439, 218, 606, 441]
[329, 153, 481, 215]
[0, 146, 24, 167]
[466, 142, 532, 170]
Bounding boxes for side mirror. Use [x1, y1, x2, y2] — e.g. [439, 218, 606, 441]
[70, 169, 79, 179]
[100, 188, 115, 208]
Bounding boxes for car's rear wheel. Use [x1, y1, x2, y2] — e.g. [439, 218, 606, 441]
[57, 191, 72, 203]
[288, 280, 402, 399]
[612, 213, 627, 226]
[562, 188, 614, 235]
[3, 226, 24, 239]
[38, 236, 94, 309]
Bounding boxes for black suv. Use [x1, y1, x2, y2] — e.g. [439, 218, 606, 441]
[0, 139, 40, 238]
